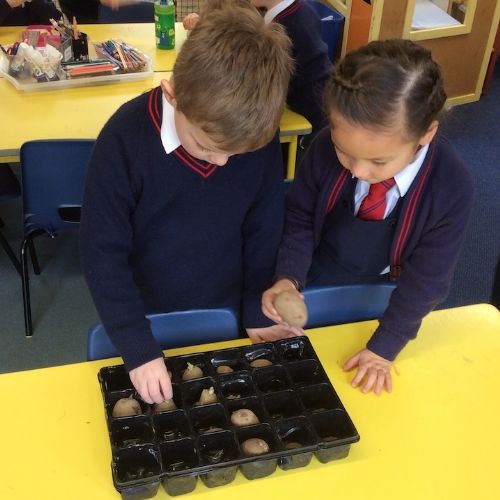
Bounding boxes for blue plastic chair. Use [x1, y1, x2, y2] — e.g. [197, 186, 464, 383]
[0, 165, 22, 274]
[305, 0, 345, 61]
[20, 139, 95, 337]
[302, 283, 397, 329]
[98, 2, 155, 23]
[87, 308, 240, 361]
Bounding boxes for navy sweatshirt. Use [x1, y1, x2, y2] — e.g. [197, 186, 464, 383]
[274, 1, 332, 133]
[80, 87, 284, 371]
[0, 0, 61, 25]
[276, 127, 474, 360]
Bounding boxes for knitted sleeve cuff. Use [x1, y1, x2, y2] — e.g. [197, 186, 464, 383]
[366, 325, 411, 362]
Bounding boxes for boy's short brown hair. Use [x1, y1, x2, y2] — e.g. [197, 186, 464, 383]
[173, 1, 293, 152]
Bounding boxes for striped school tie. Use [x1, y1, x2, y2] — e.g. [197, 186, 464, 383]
[358, 178, 396, 221]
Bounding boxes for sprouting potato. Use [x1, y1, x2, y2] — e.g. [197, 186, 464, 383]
[241, 438, 270, 456]
[230, 408, 259, 426]
[216, 365, 234, 374]
[153, 398, 177, 413]
[197, 386, 217, 405]
[249, 358, 272, 368]
[182, 362, 204, 381]
[273, 291, 308, 328]
[112, 395, 142, 417]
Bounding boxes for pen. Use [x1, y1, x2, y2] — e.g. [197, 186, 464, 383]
[72, 16, 80, 40]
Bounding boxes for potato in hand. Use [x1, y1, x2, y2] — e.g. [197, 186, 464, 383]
[273, 291, 308, 328]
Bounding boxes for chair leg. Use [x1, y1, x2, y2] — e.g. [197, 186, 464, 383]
[28, 239, 41, 275]
[21, 237, 34, 337]
[0, 229, 21, 275]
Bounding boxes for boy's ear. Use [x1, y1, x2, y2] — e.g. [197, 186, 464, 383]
[161, 79, 177, 107]
[418, 120, 439, 146]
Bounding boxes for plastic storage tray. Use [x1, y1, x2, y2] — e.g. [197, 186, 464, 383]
[0, 46, 153, 92]
[98, 337, 359, 499]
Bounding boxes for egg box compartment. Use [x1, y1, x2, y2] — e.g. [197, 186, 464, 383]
[98, 336, 359, 499]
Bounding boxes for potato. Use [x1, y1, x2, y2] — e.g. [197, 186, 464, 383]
[249, 358, 272, 368]
[182, 362, 204, 381]
[230, 408, 259, 427]
[216, 365, 234, 374]
[273, 291, 308, 327]
[241, 438, 269, 456]
[197, 386, 217, 405]
[153, 398, 177, 413]
[112, 395, 142, 417]
[285, 442, 302, 450]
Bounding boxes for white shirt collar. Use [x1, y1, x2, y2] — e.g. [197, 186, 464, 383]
[264, 0, 295, 23]
[160, 95, 181, 154]
[393, 143, 429, 196]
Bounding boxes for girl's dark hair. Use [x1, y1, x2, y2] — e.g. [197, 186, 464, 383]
[324, 39, 446, 139]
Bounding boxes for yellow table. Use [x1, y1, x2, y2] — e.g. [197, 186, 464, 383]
[0, 77, 311, 174]
[1, 304, 499, 499]
[0, 23, 311, 174]
[0, 23, 187, 72]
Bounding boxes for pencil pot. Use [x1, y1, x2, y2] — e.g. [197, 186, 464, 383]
[154, 0, 175, 50]
[71, 32, 89, 62]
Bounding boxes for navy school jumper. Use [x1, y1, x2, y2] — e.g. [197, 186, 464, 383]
[274, 1, 332, 133]
[276, 127, 474, 360]
[80, 87, 285, 371]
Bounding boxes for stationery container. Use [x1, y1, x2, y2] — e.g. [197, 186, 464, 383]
[98, 337, 360, 499]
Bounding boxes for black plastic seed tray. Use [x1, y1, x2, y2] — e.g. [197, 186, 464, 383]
[98, 337, 359, 499]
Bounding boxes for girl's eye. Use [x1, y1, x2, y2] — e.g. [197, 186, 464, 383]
[372, 160, 387, 166]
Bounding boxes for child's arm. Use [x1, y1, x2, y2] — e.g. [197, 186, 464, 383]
[80, 102, 171, 403]
[239, 135, 287, 331]
[347, 143, 474, 393]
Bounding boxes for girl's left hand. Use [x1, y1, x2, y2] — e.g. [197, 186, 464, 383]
[343, 348, 393, 395]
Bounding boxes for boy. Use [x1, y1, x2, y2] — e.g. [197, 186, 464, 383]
[80, 3, 295, 404]
[183, 0, 332, 141]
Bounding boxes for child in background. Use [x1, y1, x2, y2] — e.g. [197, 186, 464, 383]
[183, 0, 332, 142]
[252, 0, 332, 142]
[1, 0, 62, 25]
[262, 39, 474, 395]
[80, 2, 295, 405]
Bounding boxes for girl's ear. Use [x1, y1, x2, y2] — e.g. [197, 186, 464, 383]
[418, 120, 439, 146]
[161, 79, 177, 107]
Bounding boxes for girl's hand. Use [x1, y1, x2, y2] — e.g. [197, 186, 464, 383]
[246, 324, 305, 343]
[261, 278, 302, 323]
[129, 357, 173, 404]
[343, 348, 393, 395]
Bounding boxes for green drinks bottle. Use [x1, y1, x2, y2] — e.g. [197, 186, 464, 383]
[155, 0, 175, 50]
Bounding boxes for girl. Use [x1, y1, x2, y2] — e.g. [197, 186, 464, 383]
[262, 39, 474, 395]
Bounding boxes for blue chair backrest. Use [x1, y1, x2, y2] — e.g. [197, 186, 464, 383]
[98, 2, 155, 23]
[305, 1, 344, 61]
[87, 308, 240, 361]
[302, 283, 397, 328]
[20, 140, 95, 236]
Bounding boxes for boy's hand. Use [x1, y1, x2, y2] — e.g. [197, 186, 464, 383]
[343, 348, 393, 395]
[261, 278, 303, 323]
[129, 357, 173, 404]
[246, 324, 305, 343]
[183, 13, 200, 30]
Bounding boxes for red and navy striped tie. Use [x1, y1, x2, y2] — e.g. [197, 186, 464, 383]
[358, 178, 396, 221]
